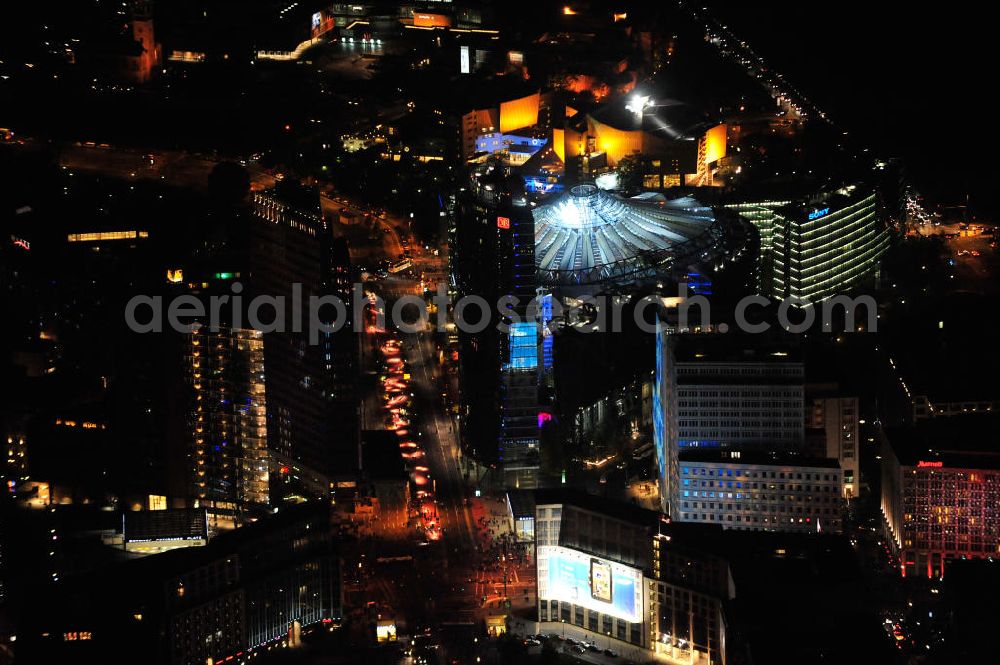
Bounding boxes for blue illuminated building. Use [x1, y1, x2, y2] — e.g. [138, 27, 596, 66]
[653, 327, 679, 517]
[475, 132, 548, 163]
[453, 160, 542, 488]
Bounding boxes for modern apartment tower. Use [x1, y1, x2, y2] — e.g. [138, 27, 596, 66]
[181, 181, 358, 518]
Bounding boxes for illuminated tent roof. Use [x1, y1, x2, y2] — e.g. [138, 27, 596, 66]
[534, 184, 750, 287]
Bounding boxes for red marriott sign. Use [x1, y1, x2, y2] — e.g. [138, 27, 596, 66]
[917, 461, 943, 468]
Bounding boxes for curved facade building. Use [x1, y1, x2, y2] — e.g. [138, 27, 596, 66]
[773, 187, 889, 302]
[533, 184, 757, 291]
[725, 183, 891, 302]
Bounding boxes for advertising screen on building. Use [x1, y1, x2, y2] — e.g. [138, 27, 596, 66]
[123, 508, 209, 544]
[376, 620, 397, 642]
[539, 546, 643, 622]
[460, 45, 470, 74]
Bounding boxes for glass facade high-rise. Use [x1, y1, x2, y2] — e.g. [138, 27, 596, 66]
[726, 184, 890, 302]
[653, 328, 679, 517]
[248, 187, 354, 494]
[453, 161, 541, 487]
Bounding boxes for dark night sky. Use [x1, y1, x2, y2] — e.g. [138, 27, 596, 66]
[707, 2, 997, 215]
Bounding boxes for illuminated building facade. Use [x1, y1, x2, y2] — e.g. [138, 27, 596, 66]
[182, 180, 342, 503]
[85, 0, 162, 83]
[722, 199, 790, 295]
[462, 107, 499, 161]
[725, 183, 890, 301]
[125, 2, 162, 84]
[656, 334, 805, 517]
[653, 328, 679, 517]
[773, 186, 888, 302]
[21, 505, 341, 665]
[881, 418, 1000, 579]
[462, 91, 543, 162]
[453, 162, 541, 487]
[475, 132, 549, 165]
[66, 230, 150, 243]
[186, 327, 269, 528]
[557, 101, 699, 185]
[678, 450, 843, 533]
[674, 339, 804, 450]
[500, 198, 542, 489]
[247, 185, 358, 496]
[805, 392, 860, 499]
[533, 490, 733, 665]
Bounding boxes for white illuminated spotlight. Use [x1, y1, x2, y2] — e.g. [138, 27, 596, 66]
[557, 200, 581, 227]
[625, 95, 652, 120]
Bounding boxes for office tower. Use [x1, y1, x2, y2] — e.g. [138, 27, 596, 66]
[534, 489, 732, 664]
[246, 184, 358, 495]
[673, 337, 804, 450]
[656, 333, 806, 516]
[677, 450, 844, 533]
[805, 390, 860, 498]
[185, 327, 269, 529]
[725, 182, 890, 302]
[325, 238, 360, 476]
[453, 161, 541, 487]
[500, 184, 542, 488]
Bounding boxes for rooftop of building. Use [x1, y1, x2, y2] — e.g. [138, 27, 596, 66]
[679, 449, 842, 470]
[533, 488, 663, 528]
[24, 502, 332, 611]
[532, 488, 751, 545]
[707, 176, 879, 212]
[257, 179, 323, 219]
[774, 182, 877, 220]
[588, 93, 710, 141]
[506, 489, 536, 520]
[672, 332, 804, 365]
[533, 186, 751, 287]
[884, 415, 1000, 470]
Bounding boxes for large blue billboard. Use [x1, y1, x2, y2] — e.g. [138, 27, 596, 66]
[541, 546, 643, 622]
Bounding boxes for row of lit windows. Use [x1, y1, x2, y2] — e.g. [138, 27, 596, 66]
[67, 230, 149, 242]
[682, 467, 838, 481]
